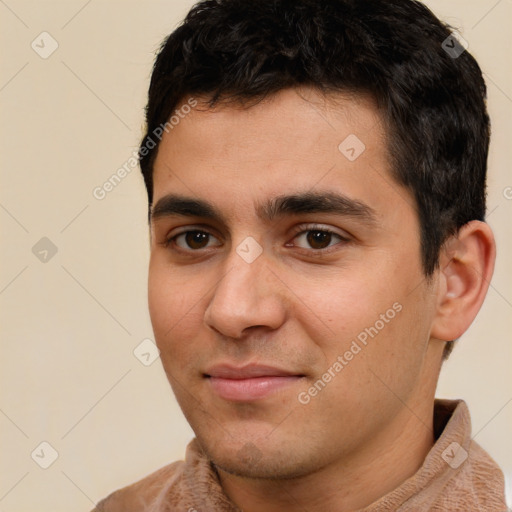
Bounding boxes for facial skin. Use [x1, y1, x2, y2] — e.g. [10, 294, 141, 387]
[147, 88, 494, 512]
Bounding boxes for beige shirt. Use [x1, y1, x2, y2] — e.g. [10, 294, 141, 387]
[93, 400, 507, 511]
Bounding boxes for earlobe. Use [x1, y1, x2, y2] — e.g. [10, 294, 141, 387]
[430, 221, 496, 342]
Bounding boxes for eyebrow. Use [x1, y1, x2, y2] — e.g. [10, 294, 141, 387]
[259, 192, 376, 224]
[150, 191, 377, 225]
[151, 195, 223, 222]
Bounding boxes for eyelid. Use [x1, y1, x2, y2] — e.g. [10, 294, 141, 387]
[160, 223, 350, 253]
[286, 223, 351, 251]
[163, 225, 223, 249]
[288, 223, 350, 240]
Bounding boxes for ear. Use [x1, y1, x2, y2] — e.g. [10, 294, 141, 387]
[430, 220, 496, 342]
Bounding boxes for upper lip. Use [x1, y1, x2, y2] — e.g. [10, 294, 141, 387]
[204, 364, 302, 379]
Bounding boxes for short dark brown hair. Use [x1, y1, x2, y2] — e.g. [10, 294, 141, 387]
[140, 0, 491, 358]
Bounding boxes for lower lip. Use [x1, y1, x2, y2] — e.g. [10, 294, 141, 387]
[208, 376, 302, 401]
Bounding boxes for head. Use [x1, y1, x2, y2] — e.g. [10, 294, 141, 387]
[142, 0, 494, 486]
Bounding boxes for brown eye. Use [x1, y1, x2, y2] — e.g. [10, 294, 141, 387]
[306, 230, 333, 249]
[290, 227, 347, 251]
[185, 231, 210, 249]
[172, 230, 220, 250]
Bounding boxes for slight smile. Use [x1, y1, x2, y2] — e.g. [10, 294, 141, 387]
[205, 364, 306, 402]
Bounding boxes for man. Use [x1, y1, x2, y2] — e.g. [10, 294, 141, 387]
[94, 0, 506, 510]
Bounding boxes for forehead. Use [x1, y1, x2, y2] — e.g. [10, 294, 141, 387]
[156, 88, 384, 163]
[151, 87, 410, 223]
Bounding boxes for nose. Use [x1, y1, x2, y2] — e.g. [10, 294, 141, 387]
[204, 247, 287, 340]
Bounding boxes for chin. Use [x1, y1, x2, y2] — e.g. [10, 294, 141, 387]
[196, 435, 320, 480]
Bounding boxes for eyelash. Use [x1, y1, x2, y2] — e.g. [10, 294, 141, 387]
[163, 224, 349, 254]
[287, 224, 349, 252]
[164, 229, 221, 251]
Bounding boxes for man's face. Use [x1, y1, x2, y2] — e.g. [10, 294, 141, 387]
[148, 89, 442, 479]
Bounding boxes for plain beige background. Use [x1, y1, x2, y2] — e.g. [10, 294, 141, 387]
[0, 1, 510, 510]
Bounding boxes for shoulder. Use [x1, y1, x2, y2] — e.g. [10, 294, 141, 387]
[91, 460, 184, 512]
[464, 439, 506, 500]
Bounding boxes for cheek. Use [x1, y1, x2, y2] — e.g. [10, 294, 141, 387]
[148, 260, 204, 359]
[294, 264, 428, 381]
[294, 271, 387, 349]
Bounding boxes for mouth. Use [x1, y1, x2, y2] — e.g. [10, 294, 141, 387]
[204, 364, 305, 402]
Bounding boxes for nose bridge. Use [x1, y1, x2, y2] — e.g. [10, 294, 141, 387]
[204, 244, 286, 338]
